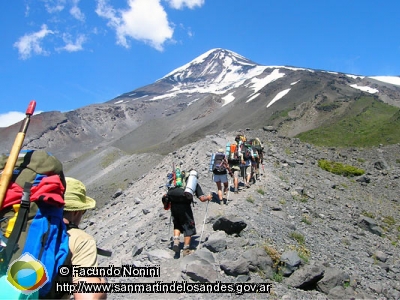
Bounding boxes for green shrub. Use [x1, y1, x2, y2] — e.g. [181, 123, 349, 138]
[383, 216, 396, 226]
[289, 244, 310, 263]
[257, 189, 265, 195]
[301, 215, 312, 225]
[246, 196, 254, 203]
[272, 271, 283, 282]
[290, 232, 305, 245]
[362, 211, 375, 219]
[318, 159, 365, 177]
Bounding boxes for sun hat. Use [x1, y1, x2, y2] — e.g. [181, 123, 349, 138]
[218, 148, 224, 153]
[64, 177, 96, 211]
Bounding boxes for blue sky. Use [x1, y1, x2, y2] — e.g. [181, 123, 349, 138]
[1, 0, 400, 127]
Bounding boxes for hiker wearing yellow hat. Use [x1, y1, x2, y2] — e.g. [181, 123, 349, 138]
[211, 148, 231, 204]
[64, 177, 96, 211]
[63, 177, 107, 300]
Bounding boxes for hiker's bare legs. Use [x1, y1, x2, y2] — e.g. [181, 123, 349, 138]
[173, 231, 195, 250]
[241, 165, 251, 187]
[216, 181, 223, 201]
[183, 236, 191, 248]
[173, 229, 181, 238]
[223, 181, 229, 195]
[234, 177, 238, 190]
[232, 170, 240, 193]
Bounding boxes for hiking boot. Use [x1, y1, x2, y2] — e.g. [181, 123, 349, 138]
[245, 183, 250, 188]
[234, 188, 238, 194]
[172, 237, 180, 252]
[182, 248, 194, 257]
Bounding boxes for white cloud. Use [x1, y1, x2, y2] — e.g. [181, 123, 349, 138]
[0, 112, 27, 127]
[96, 0, 174, 51]
[0, 111, 43, 127]
[13, 24, 54, 60]
[57, 33, 86, 52]
[42, 0, 66, 13]
[166, 0, 205, 9]
[70, 0, 85, 21]
[24, 3, 31, 17]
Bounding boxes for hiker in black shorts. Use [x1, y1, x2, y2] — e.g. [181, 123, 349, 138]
[168, 179, 211, 257]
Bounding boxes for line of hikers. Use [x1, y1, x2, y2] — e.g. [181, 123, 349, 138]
[1, 130, 264, 299]
[163, 133, 264, 259]
[211, 133, 265, 204]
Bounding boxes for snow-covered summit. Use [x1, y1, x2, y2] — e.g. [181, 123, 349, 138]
[112, 48, 400, 110]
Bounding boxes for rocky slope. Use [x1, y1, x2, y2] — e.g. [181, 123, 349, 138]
[80, 129, 400, 299]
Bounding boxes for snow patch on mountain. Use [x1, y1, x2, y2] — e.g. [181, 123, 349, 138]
[222, 92, 235, 106]
[246, 93, 260, 103]
[349, 84, 379, 94]
[245, 69, 286, 103]
[347, 74, 364, 79]
[267, 88, 291, 108]
[370, 76, 400, 86]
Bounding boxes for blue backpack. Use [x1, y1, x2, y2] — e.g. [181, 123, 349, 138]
[0, 150, 69, 299]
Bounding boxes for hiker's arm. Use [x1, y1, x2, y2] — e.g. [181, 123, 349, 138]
[199, 194, 212, 202]
[195, 184, 212, 202]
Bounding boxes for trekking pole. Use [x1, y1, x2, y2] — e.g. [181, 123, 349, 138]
[167, 213, 172, 242]
[226, 178, 231, 202]
[0, 101, 36, 208]
[198, 199, 209, 249]
[261, 161, 265, 177]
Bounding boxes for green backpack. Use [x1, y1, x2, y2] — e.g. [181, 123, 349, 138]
[0, 150, 69, 299]
[165, 170, 191, 204]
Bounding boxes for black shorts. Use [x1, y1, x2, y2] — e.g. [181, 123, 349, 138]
[171, 203, 196, 237]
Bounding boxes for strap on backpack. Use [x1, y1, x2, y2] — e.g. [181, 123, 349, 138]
[1, 182, 32, 274]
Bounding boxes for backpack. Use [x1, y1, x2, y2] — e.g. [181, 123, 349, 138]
[227, 142, 240, 163]
[164, 169, 191, 205]
[249, 138, 264, 152]
[212, 152, 226, 174]
[242, 144, 253, 160]
[235, 134, 247, 143]
[249, 138, 264, 160]
[0, 150, 69, 299]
